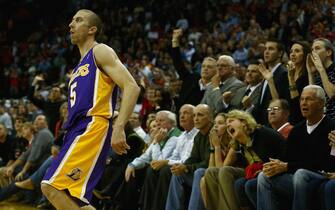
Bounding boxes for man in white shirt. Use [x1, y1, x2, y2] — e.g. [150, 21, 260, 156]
[119, 110, 180, 210]
[140, 104, 198, 210]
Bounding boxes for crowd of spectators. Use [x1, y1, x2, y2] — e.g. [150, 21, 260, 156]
[1, 0, 335, 209]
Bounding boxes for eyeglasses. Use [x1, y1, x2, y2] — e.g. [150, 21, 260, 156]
[267, 106, 281, 112]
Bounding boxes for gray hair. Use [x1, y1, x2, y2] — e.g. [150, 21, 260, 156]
[303, 85, 326, 104]
[157, 110, 177, 127]
[313, 38, 335, 61]
[218, 55, 235, 67]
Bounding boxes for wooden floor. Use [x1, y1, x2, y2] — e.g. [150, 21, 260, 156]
[0, 202, 39, 210]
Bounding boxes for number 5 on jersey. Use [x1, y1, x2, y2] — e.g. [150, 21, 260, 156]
[70, 82, 77, 107]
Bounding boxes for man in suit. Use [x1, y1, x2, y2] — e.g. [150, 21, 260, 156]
[201, 55, 245, 114]
[253, 39, 290, 125]
[170, 29, 217, 112]
[217, 60, 263, 114]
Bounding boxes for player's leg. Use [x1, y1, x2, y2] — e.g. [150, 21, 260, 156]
[41, 183, 81, 210]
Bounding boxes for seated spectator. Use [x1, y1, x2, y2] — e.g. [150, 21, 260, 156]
[202, 55, 245, 114]
[165, 104, 212, 210]
[140, 104, 198, 210]
[200, 113, 231, 209]
[0, 115, 53, 185]
[0, 124, 64, 205]
[92, 117, 145, 210]
[0, 104, 13, 135]
[7, 116, 29, 167]
[0, 116, 29, 188]
[257, 85, 335, 210]
[204, 110, 285, 210]
[116, 110, 180, 210]
[320, 130, 335, 210]
[267, 99, 293, 139]
[0, 123, 13, 167]
[143, 118, 158, 146]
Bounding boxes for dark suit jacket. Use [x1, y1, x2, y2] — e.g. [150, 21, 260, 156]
[169, 47, 204, 112]
[253, 64, 290, 125]
[217, 83, 262, 114]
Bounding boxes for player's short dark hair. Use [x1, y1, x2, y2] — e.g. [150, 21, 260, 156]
[79, 9, 103, 38]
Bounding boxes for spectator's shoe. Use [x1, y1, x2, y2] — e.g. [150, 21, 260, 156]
[93, 189, 111, 200]
[0, 182, 19, 201]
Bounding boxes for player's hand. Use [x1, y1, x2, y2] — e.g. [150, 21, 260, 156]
[111, 128, 130, 155]
[125, 166, 135, 182]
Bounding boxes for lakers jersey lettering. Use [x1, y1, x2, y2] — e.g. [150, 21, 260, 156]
[64, 47, 118, 130]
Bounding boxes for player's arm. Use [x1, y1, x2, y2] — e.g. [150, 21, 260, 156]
[94, 44, 140, 154]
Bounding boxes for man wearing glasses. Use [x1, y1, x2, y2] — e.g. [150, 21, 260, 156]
[267, 99, 293, 139]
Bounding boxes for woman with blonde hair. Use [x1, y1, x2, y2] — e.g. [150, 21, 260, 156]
[203, 110, 285, 210]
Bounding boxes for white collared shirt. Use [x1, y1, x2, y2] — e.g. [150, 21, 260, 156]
[199, 80, 211, 91]
[246, 83, 262, 96]
[306, 115, 325, 134]
[168, 127, 199, 165]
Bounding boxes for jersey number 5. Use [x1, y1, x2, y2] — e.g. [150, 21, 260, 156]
[70, 82, 77, 107]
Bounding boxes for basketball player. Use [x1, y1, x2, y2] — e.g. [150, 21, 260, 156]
[41, 9, 140, 209]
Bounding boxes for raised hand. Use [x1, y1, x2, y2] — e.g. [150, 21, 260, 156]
[172, 28, 183, 41]
[311, 52, 325, 73]
[306, 53, 317, 74]
[258, 64, 273, 81]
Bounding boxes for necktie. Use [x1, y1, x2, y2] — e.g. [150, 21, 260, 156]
[244, 88, 251, 96]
